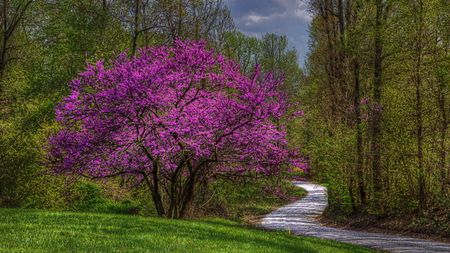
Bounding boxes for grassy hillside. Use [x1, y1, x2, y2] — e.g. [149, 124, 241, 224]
[0, 209, 374, 253]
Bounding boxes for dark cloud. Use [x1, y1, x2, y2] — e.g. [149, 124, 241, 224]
[224, 0, 311, 66]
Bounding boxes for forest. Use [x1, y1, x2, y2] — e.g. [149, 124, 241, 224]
[0, 0, 304, 218]
[295, 0, 449, 236]
[0, 0, 449, 251]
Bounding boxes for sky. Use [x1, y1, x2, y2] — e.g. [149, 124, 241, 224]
[224, 0, 312, 66]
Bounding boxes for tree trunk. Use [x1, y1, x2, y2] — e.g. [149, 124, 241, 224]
[143, 169, 166, 217]
[179, 171, 197, 218]
[176, 0, 183, 39]
[0, 35, 7, 81]
[322, 0, 339, 120]
[434, 27, 448, 195]
[348, 169, 357, 213]
[131, 0, 140, 56]
[371, 0, 384, 212]
[438, 69, 448, 195]
[414, 0, 425, 210]
[0, 0, 9, 83]
[353, 59, 367, 211]
[168, 177, 180, 218]
[337, 0, 345, 43]
[0, 0, 34, 89]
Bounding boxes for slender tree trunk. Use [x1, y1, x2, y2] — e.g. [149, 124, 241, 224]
[414, 0, 425, 210]
[176, 0, 183, 38]
[435, 34, 448, 195]
[131, 0, 140, 56]
[322, 1, 338, 120]
[168, 175, 179, 218]
[348, 169, 357, 213]
[1, 0, 34, 90]
[337, 0, 345, 41]
[0, 0, 9, 83]
[438, 80, 448, 194]
[179, 171, 197, 218]
[0, 35, 7, 81]
[438, 73, 448, 195]
[168, 161, 186, 218]
[143, 169, 166, 217]
[353, 59, 367, 211]
[371, 0, 384, 211]
[337, 0, 349, 122]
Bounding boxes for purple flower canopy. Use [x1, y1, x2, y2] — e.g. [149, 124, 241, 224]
[49, 40, 306, 181]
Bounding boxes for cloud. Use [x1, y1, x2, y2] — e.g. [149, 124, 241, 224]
[245, 12, 272, 25]
[272, 0, 312, 22]
[224, 0, 312, 65]
[294, 1, 312, 22]
[233, 0, 311, 26]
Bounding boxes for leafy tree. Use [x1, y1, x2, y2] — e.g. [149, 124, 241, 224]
[300, 0, 449, 233]
[0, 0, 238, 210]
[222, 31, 304, 97]
[48, 41, 304, 218]
[0, 0, 33, 83]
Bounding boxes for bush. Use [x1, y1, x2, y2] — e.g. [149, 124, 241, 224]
[68, 180, 140, 215]
[192, 175, 306, 221]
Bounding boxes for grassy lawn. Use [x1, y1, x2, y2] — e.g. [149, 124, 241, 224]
[0, 208, 375, 253]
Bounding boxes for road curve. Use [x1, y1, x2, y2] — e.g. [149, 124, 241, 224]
[261, 181, 450, 253]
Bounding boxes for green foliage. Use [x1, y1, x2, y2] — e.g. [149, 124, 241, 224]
[0, 0, 127, 209]
[0, 208, 375, 253]
[67, 181, 140, 215]
[0, 65, 62, 207]
[222, 31, 304, 95]
[200, 178, 306, 221]
[290, 109, 356, 216]
[0, 0, 306, 219]
[299, 0, 450, 235]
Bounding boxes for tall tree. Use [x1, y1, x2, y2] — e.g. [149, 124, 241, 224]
[48, 41, 303, 218]
[370, 0, 386, 211]
[301, 0, 450, 226]
[0, 0, 33, 83]
[410, 0, 425, 210]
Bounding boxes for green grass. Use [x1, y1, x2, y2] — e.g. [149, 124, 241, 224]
[0, 208, 375, 253]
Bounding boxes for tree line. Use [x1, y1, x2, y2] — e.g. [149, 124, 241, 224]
[296, 0, 449, 224]
[0, 0, 302, 211]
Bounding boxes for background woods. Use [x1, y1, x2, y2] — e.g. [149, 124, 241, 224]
[0, 0, 303, 219]
[296, 0, 449, 235]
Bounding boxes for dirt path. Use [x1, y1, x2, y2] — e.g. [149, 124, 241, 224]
[261, 181, 450, 253]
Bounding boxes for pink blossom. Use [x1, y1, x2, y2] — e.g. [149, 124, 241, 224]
[48, 40, 307, 212]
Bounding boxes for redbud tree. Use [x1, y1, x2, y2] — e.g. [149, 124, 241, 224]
[48, 41, 305, 218]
